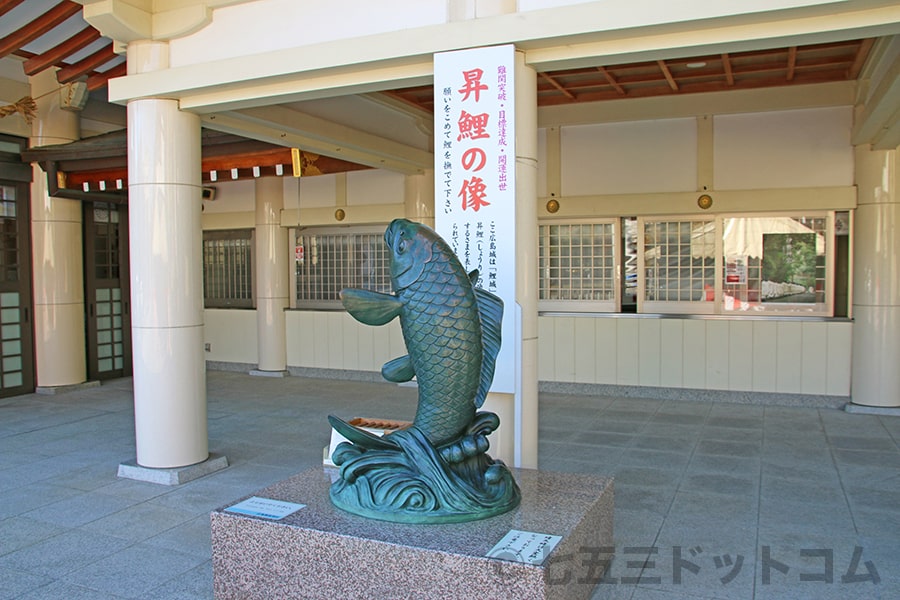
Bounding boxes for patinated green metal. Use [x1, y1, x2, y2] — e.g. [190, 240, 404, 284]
[329, 218, 520, 523]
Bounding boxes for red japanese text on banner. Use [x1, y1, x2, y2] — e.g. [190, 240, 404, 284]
[434, 44, 516, 394]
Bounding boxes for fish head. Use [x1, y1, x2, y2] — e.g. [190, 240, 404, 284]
[385, 218, 434, 290]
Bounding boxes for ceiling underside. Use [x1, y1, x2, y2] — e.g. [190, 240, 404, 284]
[0, 0, 885, 188]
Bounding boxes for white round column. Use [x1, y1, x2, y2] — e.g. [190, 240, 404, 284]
[851, 145, 900, 408]
[29, 69, 87, 388]
[254, 176, 288, 373]
[514, 50, 539, 468]
[404, 170, 435, 229]
[127, 41, 208, 468]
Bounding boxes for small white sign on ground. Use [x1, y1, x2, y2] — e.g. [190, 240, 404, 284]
[486, 529, 562, 566]
[225, 496, 306, 520]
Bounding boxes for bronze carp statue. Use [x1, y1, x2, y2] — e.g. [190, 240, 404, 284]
[329, 218, 521, 523]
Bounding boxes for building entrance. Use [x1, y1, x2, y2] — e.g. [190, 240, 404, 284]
[84, 202, 131, 380]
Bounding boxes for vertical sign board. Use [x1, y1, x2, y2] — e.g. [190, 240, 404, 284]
[434, 45, 516, 395]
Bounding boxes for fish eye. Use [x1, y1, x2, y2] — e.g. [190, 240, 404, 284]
[397, 238, 407, 253]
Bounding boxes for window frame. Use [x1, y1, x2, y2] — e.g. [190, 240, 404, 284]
[290, 225, 392, 310]
[202, 228, 255, 309]
[537, 218, 621, 313]
[638, 215, 718, 315]
[716, 211, 835, 317]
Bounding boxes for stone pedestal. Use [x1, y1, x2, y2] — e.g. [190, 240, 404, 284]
[211, 467, 614, 600]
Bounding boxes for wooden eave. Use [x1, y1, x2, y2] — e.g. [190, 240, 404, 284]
[21, 128, 371, 200]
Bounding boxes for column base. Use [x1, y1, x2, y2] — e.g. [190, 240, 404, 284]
[249, 369, 289, 378]
[36, 380, 101, 395]
[118, 453, 228, 485]
[844, 403, 900, 416]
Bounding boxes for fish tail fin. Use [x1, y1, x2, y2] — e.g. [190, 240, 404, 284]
[473, 287, 503, 408]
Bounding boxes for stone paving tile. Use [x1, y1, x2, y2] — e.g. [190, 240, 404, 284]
[0, 529, 132, 577]
[15, 580, 131, 600]
[23, 489, 137, 528]
[1, 372, 898, 600]
[145, 561, 214, 600]
[0, 566, 52, 600]
[64, 544, 208, 599]
[0, 516, 67, 556]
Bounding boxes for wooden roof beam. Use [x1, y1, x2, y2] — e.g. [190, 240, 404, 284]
[0, 0, 25, 18]
[57, 43, 116, 84]
[848, 38, 875, 80]
[23, 26, 100, 76]
[540, 72, 576, 100]
[722, 53, 735, 85]
[0, 0, 81, 59]
[597, 66, 626, 95]
[86, 61, 126, 91]
[657, 60, 679, 91]
[787, 47, 797, 81]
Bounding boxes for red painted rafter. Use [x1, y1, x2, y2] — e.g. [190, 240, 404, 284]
[23, 26, 100, 76]
[0, 0, 81, 59]
[86, 61, 125, 91]
[0, 0, 25, 18]
[56, 43, 116, 83]
[722, 53, 735, 85]
[540, 72, 576, 100]
[597, 66, 626, 95]
[657, 60, 679, 91]
[786, 46, 797, 81]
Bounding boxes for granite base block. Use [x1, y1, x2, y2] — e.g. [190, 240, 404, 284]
[211, 467, 614, 600]
[118, 453, 229, 485]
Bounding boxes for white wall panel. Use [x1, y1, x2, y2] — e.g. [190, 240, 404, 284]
[357, 322, 376, 372]
[257, 312, 854, 397]
[560, 119, 697, 196]
[705, 320, 730, 389]
[775, 321, 803, 393]
[204, 309, 258, 363]
[800, 321, 829, 394]
[286, 310, 399, 372]
[713, 107, 853, 190]
[537, 128, 548, 198]
[728, 320, 754, 391]
[553, 317, 577, 381]
[751, 320, 778, 392]
[659, 319, 683, 387]
[594, 318, 618, 383]
[202, 179, 254, 213]
[297, 174, 338, 208]
[340, 313, 360, 371]
[682, 319, 707, 389]
[638, 318, 661, 386]
[347, 170, 405, 206]
[616, 318, 640, 385]
[326, 312, 345, 368]
[573, 318, 595, 383]
[826, 322, 852, 396]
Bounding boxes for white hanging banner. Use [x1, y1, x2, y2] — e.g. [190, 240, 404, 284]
[434, 44, 516, 394]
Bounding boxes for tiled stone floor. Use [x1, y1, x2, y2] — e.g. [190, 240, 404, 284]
[0, 371, 897, 599]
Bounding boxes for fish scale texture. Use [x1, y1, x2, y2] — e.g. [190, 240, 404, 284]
[399, 254, 482, 445]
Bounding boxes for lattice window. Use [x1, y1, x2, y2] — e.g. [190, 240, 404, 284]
[202, 229, 254, 308]
[538, 221, 618, 311]
[641, 218, 716, 311]
[294, 228, 391, 308]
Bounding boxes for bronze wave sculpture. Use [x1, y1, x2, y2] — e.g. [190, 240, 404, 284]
[330, 218, 520, 523]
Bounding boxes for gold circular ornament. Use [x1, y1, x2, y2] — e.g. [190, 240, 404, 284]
[335, 208, 346, 221]
[546, 199, 560, 213]
[697, 194, 713, 210]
